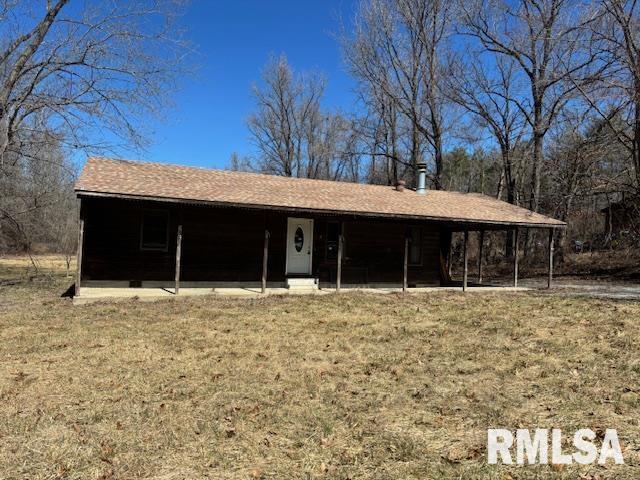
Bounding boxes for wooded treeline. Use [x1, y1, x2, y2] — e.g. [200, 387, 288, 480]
[2, 0, 639, 259]
[237, 0, 640, 255]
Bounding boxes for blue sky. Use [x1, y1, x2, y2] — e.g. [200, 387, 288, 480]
[141, 0, 358, 169]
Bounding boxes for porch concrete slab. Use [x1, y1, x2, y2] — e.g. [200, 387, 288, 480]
[73, 287, 212, 304]
[73, 285, 531, 305]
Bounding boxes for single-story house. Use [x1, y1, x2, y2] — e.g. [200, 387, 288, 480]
[73, 157, 565, 296]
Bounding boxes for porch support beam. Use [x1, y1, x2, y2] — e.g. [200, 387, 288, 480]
[477, 230, 485, 284]
[403, 233, 409, 292]
[336, 223, 343, 292]
[262, 229, 270, 294]
[547, 228, 554, 289]
[175, 224, 182, 295]
[462, 230, 469, 292]
[75, 202, 85, 297]
[513, 228, 519, 287]
[447, 238, 453, 280]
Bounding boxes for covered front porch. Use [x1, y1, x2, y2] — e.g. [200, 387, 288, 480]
[73, 194, 559, 303]
[443, 224, 558, 292]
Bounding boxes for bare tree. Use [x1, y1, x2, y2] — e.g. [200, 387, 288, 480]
[577, 0, 640, 193]
[228, 152, 254, 172]
[248, 55, 323, 177]
[447, 53, 528, 256]
[448, 55, 526, 207]
[248, 55, 362, 181]
[304, 109, 356, 180]
[0, 128, 75, 254]
[0, 0, 187, 166]
[460, 0, 601, 212]
[342, 0, 454, 189]
[0, 0, 189, 253]
[340, 84, 417, 186]
[545, 109, 618, 257]
[352, 84, 407, 185]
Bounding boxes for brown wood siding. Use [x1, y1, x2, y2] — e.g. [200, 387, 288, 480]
[410, 224, 441, 286]
[81, 197, 441, 285]
[82, 198, 177, 281]
[314, 220, 440, 285]
[180, 207, 262, 281]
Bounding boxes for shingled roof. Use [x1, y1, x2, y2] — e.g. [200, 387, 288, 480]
[75, 157, 565, 228]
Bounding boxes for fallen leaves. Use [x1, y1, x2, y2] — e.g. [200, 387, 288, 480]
[1, 259, 640, 478]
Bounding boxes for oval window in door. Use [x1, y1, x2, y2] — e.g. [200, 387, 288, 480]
[294, 226, 304, 252]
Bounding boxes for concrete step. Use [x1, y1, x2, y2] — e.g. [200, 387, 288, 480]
[286, 277, 318, 290]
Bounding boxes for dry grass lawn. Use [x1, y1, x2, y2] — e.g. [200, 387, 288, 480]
[1, 255, 640, 479]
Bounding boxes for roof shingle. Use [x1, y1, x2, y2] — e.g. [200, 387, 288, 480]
[75, 157, 565, 227]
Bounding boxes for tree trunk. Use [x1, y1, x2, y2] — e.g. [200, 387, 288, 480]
[390, 105, 399, 186]
[496, 168, 505, 200]
[525, 99, 544, 258]
[411, 120, 420, 185]
[502, 149, 516, 258]
[528, 89, 544, 212]
[634, 91, 640, 190]
[530, 130, 543, 214]
[433, 130, 443, 190]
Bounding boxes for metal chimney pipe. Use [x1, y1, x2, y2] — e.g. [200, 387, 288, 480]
[416, 163, 427, 195]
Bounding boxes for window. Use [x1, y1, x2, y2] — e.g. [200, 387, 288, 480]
[326, 222, 340, 260]
[408, 226, 422, 265]
[294, 226, 304, 252]
[140, 210, 169, 251]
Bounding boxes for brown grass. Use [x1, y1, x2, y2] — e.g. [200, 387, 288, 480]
[558, 249, 640, 280]
[1, 256, 639, 479]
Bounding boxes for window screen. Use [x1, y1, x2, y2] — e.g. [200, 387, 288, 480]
[141, 211, 169, 250]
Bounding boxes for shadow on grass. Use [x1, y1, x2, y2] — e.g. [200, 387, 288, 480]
[61, 283, 75, 298]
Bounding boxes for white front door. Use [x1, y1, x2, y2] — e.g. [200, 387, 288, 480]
[286, 217, 314, 275]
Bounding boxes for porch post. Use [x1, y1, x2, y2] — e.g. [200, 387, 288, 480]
[175, 224, 182, 295]
[403, 234, 409, 292]
[447, 236, 453, 279]
[462, 230, 469, 292]
[477, 229, 485, 284]
[262, 229, 270, 294]
[336, 224, 343, 292]
[75, 201, 84, 297]
[513, 228, 519, 287]
[547, 228, 554, 289]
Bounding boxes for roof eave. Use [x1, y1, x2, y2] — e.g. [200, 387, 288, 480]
[75, 189, 566, 229]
